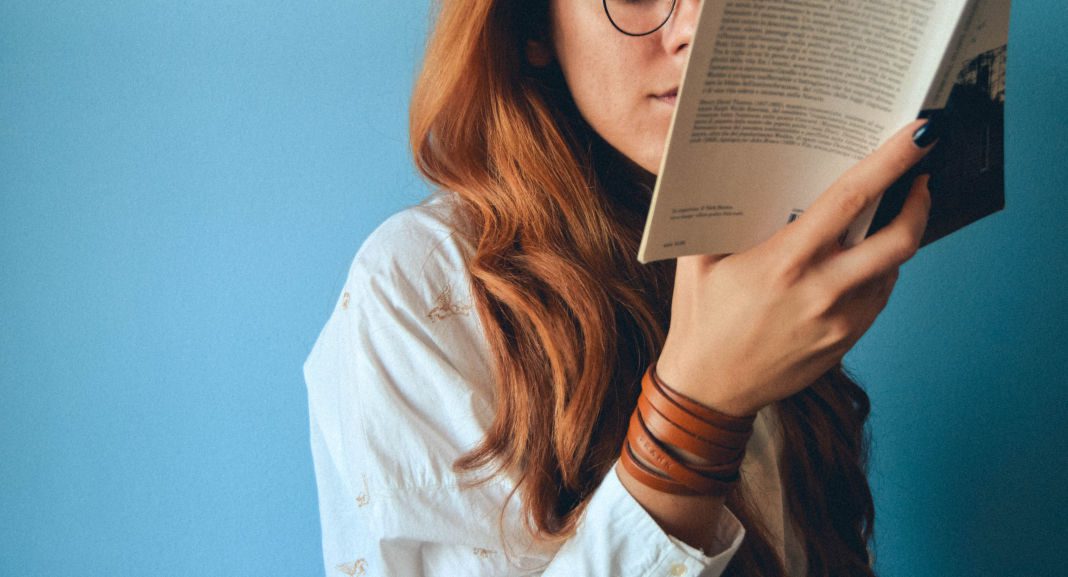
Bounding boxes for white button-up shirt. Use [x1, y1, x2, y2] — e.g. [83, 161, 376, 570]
[304, 191, 806, 576]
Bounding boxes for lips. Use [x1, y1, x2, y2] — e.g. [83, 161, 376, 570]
[654, 88, 678, 105]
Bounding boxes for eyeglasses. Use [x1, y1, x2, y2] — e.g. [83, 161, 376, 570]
[603, 0, 678, 37]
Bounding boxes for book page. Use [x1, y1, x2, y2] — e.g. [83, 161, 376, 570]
[639, 0, 971, 262]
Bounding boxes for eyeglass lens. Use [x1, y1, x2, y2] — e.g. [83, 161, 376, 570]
[604, 0, 677, 37]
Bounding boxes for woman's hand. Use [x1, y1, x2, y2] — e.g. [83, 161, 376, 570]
[657, 119, 936, 417]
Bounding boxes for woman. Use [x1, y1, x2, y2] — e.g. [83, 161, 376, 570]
[304, 0, 938, 575]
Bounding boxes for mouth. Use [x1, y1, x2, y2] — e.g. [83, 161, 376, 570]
[654, 87, 678, 105]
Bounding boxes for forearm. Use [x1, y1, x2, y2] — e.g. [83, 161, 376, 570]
[614, 459, 730, 556]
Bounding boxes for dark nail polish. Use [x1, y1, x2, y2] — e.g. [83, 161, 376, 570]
[913, 111, 945, 148]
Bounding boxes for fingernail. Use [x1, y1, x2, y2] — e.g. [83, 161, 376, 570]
[912, 111, 945, 148]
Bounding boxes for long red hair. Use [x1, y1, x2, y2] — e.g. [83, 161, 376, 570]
[409, 1, 877, 575]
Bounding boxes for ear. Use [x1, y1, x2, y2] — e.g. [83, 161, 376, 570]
[525, 39, 553, 68]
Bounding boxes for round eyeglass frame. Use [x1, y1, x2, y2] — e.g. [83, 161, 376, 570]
[602, 0, 678, 37]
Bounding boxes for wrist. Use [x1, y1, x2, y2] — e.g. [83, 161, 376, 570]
[619, 363, 755, 498]
[654, 355, 760, 418]
[614, 460, 730, 555]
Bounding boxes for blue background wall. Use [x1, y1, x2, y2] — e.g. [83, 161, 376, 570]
[1, 1, 1064, 576]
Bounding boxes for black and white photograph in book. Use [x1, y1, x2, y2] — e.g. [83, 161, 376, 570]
[925, 45, 1008, 244]
[868, 43, 1008, 248]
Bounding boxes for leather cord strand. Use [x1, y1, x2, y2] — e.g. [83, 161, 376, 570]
[619, 363, 756, 497]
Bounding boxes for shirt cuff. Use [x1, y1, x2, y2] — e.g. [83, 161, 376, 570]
[541, 457, 746, 577]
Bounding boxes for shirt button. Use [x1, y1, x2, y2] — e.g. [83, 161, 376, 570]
[669, 563, 687, 576]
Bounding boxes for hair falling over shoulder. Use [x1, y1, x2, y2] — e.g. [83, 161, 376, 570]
[408, 1, 877, 575]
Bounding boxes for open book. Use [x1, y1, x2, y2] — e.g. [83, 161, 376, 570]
[639, 0, 1010, 263]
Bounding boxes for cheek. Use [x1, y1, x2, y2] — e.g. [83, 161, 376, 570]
[588, 81, 671, 174]
[550, 12, 670, 172]
[566, 60, 667, 170]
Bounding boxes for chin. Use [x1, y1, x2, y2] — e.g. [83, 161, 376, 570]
[637, 149, 666, 177]
[638, 134, 669, 176]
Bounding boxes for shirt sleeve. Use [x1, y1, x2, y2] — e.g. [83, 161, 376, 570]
[304, 203, 747, 577]
[540, 461, 746, 577]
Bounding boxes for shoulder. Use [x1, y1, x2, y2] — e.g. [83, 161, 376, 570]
[334, 190, 484, 335]
[347, 190, 474, 310]
[305, 190, 496, 490]
[313, 188, 487, 374]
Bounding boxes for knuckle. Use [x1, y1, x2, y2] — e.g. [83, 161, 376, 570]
[893, 235, 919, 263]
[832, 180, 870, 216]
[888, 144, 918, 176]
[771, 253, 806, 289]
[808, 283, 842, 319]
[821, 316, 855, 349]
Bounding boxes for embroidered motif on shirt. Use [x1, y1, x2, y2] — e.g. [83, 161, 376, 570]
[336, 559, 367, 576]
[341, 292, 350, 310]
[355, 475, 370, 507]
[472, 548, 497, 559]
[427, 282, 472, 322]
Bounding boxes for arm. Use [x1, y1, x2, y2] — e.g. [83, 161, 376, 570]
[539, 460, 744, 577]
[615, 458, 732, 556]
[304, 203, 746, 577]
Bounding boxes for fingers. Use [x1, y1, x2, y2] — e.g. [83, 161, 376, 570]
[789, 118, 937, 262]
[830, 265, 898, 341]
[852, 266, 898, 303]
[825, 173, 931, 291]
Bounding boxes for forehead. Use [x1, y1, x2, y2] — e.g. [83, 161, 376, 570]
[547, 0, 655, 59]
[547, 0, 619, 41]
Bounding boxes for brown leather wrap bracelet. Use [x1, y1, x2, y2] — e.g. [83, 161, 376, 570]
[648, 361, 756, 432]
[636, 392, 746, 469]
[619, 363, 757, 497]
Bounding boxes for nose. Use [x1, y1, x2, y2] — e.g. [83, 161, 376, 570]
[661, 0, 699, 56]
